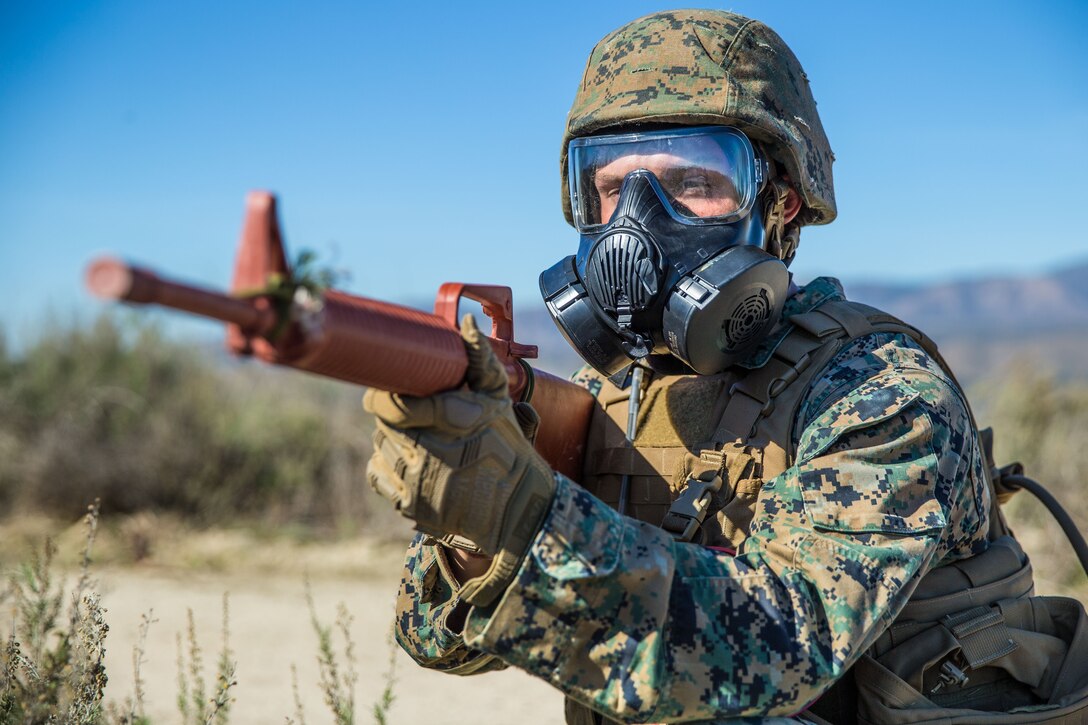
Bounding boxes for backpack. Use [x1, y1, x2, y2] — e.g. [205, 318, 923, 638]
[838, 433, 1088, 724]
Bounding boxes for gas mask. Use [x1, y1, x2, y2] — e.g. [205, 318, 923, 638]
[540, 126, 789, 377]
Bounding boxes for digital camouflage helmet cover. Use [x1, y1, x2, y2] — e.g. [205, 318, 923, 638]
[561, 9, 836, 228]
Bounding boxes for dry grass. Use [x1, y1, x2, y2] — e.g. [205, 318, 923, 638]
[0, 509, 413, 724]
[970, 364, 1088, 597]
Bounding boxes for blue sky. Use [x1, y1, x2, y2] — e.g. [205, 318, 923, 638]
[1, 1, 1086, 341]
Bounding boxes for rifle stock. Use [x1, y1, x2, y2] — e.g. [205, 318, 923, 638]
[85, 192, 593, 481]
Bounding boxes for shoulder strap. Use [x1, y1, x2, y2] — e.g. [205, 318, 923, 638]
[710, 298, 898, 447]
[660, 297, 1002, 548]
[718, 299, 955, 476]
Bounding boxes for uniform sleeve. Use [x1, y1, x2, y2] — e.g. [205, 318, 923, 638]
[393, 533, 508, 675]
[459, 334, 990, 722]
[390, 365, 609, 675]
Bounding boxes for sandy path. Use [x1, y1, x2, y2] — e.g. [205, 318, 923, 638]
[98, 565, 564, 724]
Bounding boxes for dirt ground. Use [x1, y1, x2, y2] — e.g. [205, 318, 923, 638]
[13, 515, 1088, 724]
[98, 556, 565, 724]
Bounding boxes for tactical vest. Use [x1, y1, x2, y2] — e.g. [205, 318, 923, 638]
[580, 298, 923, 549]
[564, 298, 1088, 725]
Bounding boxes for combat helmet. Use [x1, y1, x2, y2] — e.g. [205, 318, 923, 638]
[561, 9, 836, 229]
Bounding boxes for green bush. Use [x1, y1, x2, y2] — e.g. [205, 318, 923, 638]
[0, 315, 383, 534]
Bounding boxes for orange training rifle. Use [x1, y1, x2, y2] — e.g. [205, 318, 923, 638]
[85, 191, 594, 481]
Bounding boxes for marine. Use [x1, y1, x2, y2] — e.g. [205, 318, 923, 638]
[363, 9, 1088, 724]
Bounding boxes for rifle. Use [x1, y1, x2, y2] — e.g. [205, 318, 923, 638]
[85, 191, 594, 481]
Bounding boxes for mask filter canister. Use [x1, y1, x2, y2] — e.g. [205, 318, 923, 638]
[661, 244, 787, 374]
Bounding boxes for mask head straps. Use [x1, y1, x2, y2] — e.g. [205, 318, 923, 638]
[762, 177, 799, 264]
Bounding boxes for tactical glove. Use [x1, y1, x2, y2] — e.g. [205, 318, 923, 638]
[364, 314, 557, 606]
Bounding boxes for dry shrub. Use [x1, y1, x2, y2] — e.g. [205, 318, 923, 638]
[0, 504, 107, 724]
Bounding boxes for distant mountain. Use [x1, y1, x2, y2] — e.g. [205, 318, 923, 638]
[845, 259, 1088, 335]
[515, 259, 1088, 385]
[843, 260, 1088, 385]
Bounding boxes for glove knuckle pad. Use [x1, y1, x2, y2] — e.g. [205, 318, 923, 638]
[439, 395, 485, 431]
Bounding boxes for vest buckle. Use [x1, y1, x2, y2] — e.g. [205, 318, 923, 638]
[660, 474, 724, 542]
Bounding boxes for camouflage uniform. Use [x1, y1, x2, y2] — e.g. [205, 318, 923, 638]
[391, 10, 992, 724]
[394, 278, 991, 724]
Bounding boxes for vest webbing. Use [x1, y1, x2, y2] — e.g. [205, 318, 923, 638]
[578, 298, 976, 548]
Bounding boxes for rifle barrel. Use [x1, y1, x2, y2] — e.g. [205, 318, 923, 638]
[86, 257, 277, 335]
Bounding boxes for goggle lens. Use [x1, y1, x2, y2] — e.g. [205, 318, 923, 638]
[569, 126, 762, 232]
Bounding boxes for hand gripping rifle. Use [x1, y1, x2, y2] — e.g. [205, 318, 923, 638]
[85, 191, 594, 481]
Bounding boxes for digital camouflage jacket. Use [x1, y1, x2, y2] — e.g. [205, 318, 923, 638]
[393, 278, 991, 724]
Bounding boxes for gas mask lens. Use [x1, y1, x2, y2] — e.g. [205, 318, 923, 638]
[569, 126, 764, 232]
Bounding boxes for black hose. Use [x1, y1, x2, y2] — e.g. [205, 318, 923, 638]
[1003, 474, 1088, 579]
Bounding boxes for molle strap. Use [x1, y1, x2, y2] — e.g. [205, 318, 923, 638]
[590, 447, 690, 478]
[940, 606, 1019, 670]
[720, 357, 801, 439]
[714, 388, 764, 443]
[773, 330, 818, 366]
[712, 329, 822, 445]
[786, 309, 845, 338]
[588, 474, 675, 511]
[585, 445, 688, 526]
[591, 448, 659, 477]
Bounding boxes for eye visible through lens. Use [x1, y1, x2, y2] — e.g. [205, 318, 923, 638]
[584, 132, 746, 225]
[658, 167, 740, 218]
